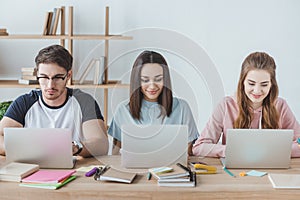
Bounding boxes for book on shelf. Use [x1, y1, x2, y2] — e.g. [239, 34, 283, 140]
[21, 71, 37, 76]
[21, 75, 37, 80]
[0, 28, 8, 36]
[79, 57, 105, 85]
[48, 8, 57, 35]
[51, 8, 61, 35]
[18, 79, 39, 85]
[0, 162, 39, 182]
[149, 164, 190, 180]
[98, 167, 137, 184]
[19, 175, 76, 190]
[157, 172, 196, 187]
[268, 173, 300, 189]
[21, 67, 37, 72]
[42, 12, 50, 35]
[21, 169, 76, 184]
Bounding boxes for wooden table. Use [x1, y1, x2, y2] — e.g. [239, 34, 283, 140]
[1, 155, 300, 200]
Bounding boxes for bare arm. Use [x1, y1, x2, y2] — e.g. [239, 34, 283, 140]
[0, 116, 23, 155]
[78, 119, 109, 157]
[188, 142, 193, 156]
[112, 138, 121, 155]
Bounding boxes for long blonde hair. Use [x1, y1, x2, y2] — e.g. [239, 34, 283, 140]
[234, 52, 279, 129]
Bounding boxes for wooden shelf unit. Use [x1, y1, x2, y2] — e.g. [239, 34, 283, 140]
[0, 6, 132, 122]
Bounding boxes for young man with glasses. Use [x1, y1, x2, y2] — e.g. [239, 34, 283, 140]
[0, 44, 109, 157]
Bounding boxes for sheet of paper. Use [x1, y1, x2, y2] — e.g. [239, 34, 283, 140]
[246, 170, 267, 177]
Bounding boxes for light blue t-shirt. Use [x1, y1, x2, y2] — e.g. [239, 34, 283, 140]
[108, 97, 199, 143]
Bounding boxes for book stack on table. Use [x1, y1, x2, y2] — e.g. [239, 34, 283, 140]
[148, 163, 196, 187]
[19, 169, 76, 190]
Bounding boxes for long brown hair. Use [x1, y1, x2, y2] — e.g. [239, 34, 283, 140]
[234, 52, 279, 129]
[129, 51, 173, 120]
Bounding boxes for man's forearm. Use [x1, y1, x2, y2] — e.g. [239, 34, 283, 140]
[80, 137, 109, 157]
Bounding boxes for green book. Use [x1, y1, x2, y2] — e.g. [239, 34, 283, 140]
[19, 175, 76, 190]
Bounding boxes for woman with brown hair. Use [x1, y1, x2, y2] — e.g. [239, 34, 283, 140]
[193, 52, 300, 157]
[108, 50, 199, 155]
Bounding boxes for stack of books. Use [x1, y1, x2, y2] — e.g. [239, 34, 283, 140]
[43, 6, 65, 35]
[148, 163, 196, 187]
[0, 162, 39, 182]
[18, 67, 38, 85]
[19, 169, 76, 190]
[0, 28, 8, 36]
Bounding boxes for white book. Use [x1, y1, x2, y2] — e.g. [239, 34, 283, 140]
[48, 8, 57, 35]
[18, 79, 38, 85]
[93, 59, 100, 84]
[93, 56, 105, 84]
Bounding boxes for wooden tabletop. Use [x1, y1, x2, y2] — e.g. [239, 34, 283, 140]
[1, 155, 300, 200]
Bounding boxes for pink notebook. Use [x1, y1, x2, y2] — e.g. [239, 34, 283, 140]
[21, 169, 76, 183]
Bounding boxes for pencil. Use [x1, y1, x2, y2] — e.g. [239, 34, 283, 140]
[223, 166, 235, 177]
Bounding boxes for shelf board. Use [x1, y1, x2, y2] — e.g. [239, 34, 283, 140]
[0, 34, 132, 40]
[0, 35, 69, 39]
[71, 34, 132, 40]
[0, 80, 129, 89]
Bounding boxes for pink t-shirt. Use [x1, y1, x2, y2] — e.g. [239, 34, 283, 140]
[192, 96, 300, 157]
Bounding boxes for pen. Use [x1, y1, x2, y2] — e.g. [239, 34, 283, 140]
[223, 166, 235, 177]
[176, 163, 193, 180]
[176, 163, 191, 173]
[147, 172, 152, 180]
[85, 167, 98, 177]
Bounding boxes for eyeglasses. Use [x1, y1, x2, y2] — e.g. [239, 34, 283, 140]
[37, 73, 68, 84]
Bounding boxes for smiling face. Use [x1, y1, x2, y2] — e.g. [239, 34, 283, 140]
[243, 69, 271, 109]
[37, 63, 71, 106]
[140, 63, 164, 102]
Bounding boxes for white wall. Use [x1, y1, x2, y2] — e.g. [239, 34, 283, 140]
[1, 0, 300, 133]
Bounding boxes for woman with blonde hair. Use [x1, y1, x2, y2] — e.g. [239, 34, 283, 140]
[193, 52, 300, 157]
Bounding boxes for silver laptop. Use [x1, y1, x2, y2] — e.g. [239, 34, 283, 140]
[121, 125, 188, 168]
[221, 129, 294, 169]
[4, 128, 75, 169]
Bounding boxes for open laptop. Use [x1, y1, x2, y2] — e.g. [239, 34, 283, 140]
[221, 129, 294, 169]
[4, 128, 75, 169]
[121, 124, 188, 168]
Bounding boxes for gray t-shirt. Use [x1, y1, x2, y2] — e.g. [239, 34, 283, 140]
[5, 88, 103, 141]
[108, 97, 199, 142]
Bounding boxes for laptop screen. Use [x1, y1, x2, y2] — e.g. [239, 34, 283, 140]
[4, 128, 75, 169]
[224, 129, 293, 169]
[121, 124, 188, 168]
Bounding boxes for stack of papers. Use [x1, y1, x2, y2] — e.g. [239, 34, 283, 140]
[19, 169, 76, 189]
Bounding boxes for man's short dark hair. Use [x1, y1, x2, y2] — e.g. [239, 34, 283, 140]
[35, 44, 73, 71]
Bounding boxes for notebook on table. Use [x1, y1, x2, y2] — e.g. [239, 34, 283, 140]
[4, 128, 76, 169]
[121, 125, 188, 168]
[221, 129, 294, 169]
